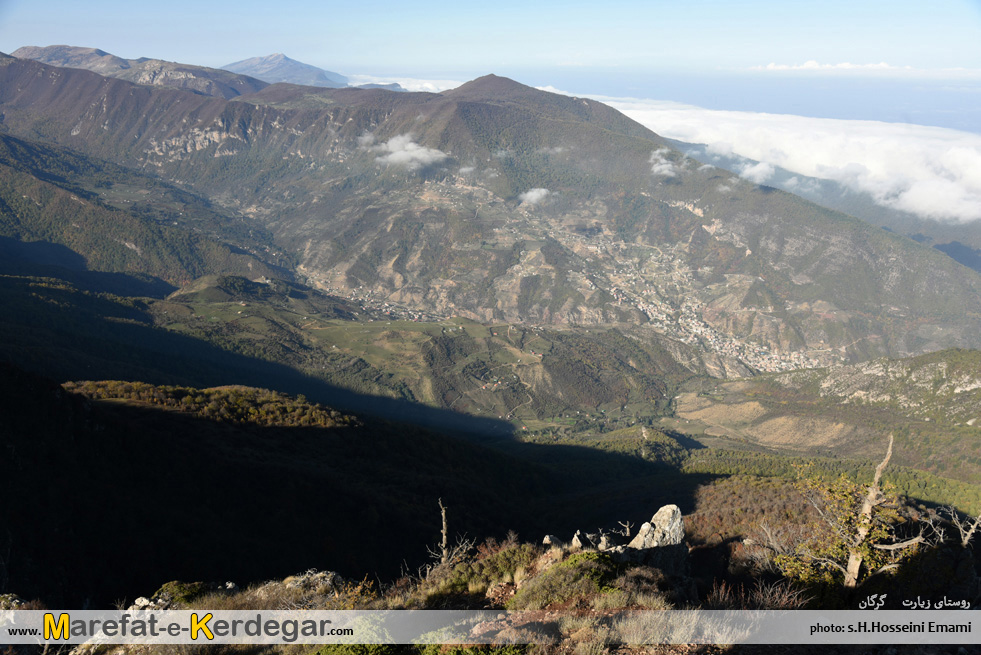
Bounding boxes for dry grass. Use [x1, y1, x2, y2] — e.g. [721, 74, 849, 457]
[190, 571, 377, 611]
[704, 579, 810, 610]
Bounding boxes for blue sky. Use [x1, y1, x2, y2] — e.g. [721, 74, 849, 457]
[2, 0, 979, 77]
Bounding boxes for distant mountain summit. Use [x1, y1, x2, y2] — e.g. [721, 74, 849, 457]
[355, 82, 405, 92]
[12, 45, 130, 75]
[12, 45, 268, 99]
[222, 53, 347, 88]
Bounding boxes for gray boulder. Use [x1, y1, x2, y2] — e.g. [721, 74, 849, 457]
[542, 535, 565, 548]
[627, 505, 684, 549]
[597, 530, 627, 551]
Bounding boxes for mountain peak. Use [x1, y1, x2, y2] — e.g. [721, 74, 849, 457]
[13, 45, 113, 59]
[444, 74, 538, 99]
[12, 45, 131, 72]
[222, 53, 347, 87]
[243, 53, 290, 64]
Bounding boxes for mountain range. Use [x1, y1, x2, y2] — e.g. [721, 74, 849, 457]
[11, 45, 270, 99]
[1, 46, 980, 608]
[13, 45, 403, 97]
[4, 52, 980, 368]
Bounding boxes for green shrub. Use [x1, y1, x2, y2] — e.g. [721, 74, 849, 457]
[151, 580, 210, 607]
[507, 552, 617, 610]
[453, 540, 538, 593]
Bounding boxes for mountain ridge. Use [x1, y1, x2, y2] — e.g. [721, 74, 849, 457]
[12, 44, 270, 99]
[0, 131, 287, 287]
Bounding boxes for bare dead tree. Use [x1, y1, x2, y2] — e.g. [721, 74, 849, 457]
[439, 498, 449, 566]
[421, 499, 475, 580]
[844, 436, 895, 585]
[942, 506, 981, 549]
[747, 520, 811, 574]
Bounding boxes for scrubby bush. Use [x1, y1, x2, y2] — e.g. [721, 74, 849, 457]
[457, 536, 539, 593]
[398, 535, 539, 609]
[507, 552, 617, 610]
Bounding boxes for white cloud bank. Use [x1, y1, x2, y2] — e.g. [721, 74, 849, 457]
[596, 97, 981, 223]
[749, 61, 981, 79]
[368, 134, 449, 171]
[755, 61, 902, 72]
[519, 188, 550, 205]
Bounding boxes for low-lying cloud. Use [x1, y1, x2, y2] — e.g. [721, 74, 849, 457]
[346, 75, 463, 93]
[369, 134, 449, 171]
[738, 161, 776, 184]
[649, 148, 677, 177]
[596, 97, 981, 223]
[784, 176, 822, 194]
[519, 188, 550, 205]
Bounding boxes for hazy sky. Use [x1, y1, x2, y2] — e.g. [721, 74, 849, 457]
[2, 0, 979, 77]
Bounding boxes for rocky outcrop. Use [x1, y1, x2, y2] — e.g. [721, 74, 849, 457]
[128, 580, 238, 610]
[555, 504, 688, 573]
[626, 505, 685, 549]
[280, 570, 342, 594]
[125, 570, 342, 611]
